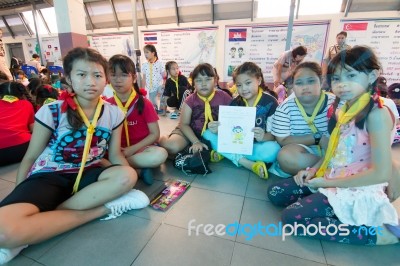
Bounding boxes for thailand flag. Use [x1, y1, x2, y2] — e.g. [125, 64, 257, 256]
[144, 33, 157, 44]
[229, 29, 247, 42]
[343, 22, 368, 31]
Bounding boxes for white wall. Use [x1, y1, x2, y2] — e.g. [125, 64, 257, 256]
[2, 10, 398, 81]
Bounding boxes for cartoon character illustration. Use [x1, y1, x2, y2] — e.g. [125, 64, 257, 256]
[238, 47, 244, 58]
[232, 125, 245, 144]
[230, 47, 237, 59]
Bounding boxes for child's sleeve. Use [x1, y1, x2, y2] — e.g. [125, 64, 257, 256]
[111, 105, 125, 130]
[34, 103, 57, 131]
[143, 98, 159, 123]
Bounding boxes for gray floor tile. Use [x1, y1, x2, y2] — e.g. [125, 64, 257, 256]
[231, 242, 327, 266]
[4, 255, 37, 266]
[164, 187, 244, 240]
[21, 232, 72, 261]
[132, 224, 234, 266]
[237, 197, 326, 264]
[323, 241, 400, 266]
[191, 164, 249, 196]
[245, 172, 281, 201]
[0, 180, 14, 201]
[36, 215, 160, 266]
[0, 163, 18, 182]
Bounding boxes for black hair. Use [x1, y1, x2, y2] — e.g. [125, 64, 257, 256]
[165, 61, 178, 79]
[63, 47, 108, 130]
[292, 46, 307, 58]
[143, 44, 158, 59]
[232, 62, 277, 99]
[27, 77, 43, 96]
[108, 54, 144, 114]
[292, 61, 322, 82]
[327, 46, 381, 130]
[0, 81, 35, 108]
[35, 84, 59, 107]
[191, 63, 216, 87]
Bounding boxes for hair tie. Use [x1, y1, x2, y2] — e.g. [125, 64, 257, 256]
[59, 90, 77, 112]
[372, 87, 383, 108]
[139, 88, 147, 96]
[43, 84, 53, 93]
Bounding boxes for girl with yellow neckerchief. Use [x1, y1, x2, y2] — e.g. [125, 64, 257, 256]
[159, 63, 231, 157]
[268, 46, 399, 246]
[270, 62, 336, 178]
[0, 81, 35, 166]
[107, 54, 167, 185]
[0, 48, 150, 265]
[161, 61, 190, 118]
[203, 62, 280, 179]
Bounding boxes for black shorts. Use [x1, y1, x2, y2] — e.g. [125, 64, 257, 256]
[0, 166, 115, 212]
[0, 142, 30, 166]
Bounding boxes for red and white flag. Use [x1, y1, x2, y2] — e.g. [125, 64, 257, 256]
[343, 22, 368, 31]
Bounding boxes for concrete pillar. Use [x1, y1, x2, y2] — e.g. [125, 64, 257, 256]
[54, 0, 88, 57]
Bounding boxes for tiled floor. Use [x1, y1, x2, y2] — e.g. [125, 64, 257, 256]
[1, 116, 400, 266]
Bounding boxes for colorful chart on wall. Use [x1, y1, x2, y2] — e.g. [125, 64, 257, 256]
[26, 37, 62, 66]
[224, 21, 329, 82]
[88, 34, 135, 60]
[340, 18, 400, 84]
[140, 27, 218, 77]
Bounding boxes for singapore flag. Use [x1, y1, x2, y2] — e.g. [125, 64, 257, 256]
[343, 22, 368, 31]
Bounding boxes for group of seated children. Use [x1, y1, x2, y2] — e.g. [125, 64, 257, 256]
[0, 44, 400, 264]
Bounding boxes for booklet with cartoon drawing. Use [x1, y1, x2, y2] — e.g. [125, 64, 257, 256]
[217, 106, 256, 155]
[150, 179, 191, 211]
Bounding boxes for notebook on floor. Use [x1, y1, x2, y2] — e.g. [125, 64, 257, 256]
[149, 179, 190, 211]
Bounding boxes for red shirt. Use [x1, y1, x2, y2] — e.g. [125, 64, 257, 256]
[0, 99, 35, 149]
[107, 96, 159, 147]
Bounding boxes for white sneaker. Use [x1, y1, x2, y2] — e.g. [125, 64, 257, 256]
[0, 245, 28, 265]
[102, 189, 149, 221]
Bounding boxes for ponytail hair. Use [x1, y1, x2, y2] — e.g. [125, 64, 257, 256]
[63, 47, 108, 131]
[35, 84, 59, 107]
[232, 62, 277, 100]
[108, 54, 145, 114]
[0, 81, 36, 109]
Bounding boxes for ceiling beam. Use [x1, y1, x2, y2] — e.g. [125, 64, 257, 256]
[211, 0, 214, 24]
[18, 13, 33, 37]
[174, 0, 180, 25]
[83, 3, 95, 31]
[344, 0, 353, 17]
[141, 0, 148, 27]
[37, 9, 51, 34]
[109, 0, 120, 29]
[1, 16, 15, 39]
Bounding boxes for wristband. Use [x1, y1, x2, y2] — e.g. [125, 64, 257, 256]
[192, 140, 200, 145]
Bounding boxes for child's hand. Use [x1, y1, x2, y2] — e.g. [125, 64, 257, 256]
[252, 127, 265, 142]
[208, 121, 220, 134]
[294, 167, 317, 187]
[305, 177, 328, 188]
[189, 141, 209, 153]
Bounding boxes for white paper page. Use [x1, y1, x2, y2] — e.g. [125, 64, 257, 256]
[217, 106, 256, 155]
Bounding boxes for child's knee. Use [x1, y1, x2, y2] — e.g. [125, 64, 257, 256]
[114, 166, 137, 189]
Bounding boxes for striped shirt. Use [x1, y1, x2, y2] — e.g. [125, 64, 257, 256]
[272, 93, 335, 138]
